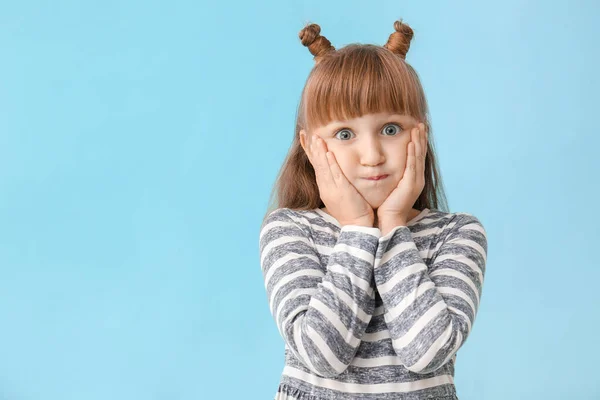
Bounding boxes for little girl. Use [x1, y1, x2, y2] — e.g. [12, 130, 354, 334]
[259, 19, 488, 400]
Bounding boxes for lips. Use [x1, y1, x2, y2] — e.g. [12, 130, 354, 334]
[365, 174, 388, 180]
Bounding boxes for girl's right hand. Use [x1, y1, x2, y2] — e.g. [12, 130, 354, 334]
[303, 133, 374, 228]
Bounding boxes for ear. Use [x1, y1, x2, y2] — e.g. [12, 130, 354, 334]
[299, 129, 308, 153]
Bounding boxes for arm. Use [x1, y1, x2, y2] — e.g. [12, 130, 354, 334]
[373, 213, 487, 374]
[259, 209, 382, 378]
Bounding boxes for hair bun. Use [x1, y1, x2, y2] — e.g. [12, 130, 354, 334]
[383, 19, 414, 59]
[299, 23, 335, 63]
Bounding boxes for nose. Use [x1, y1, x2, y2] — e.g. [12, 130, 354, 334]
[359, 138, 386, 167]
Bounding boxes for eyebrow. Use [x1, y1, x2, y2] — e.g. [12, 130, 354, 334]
[328, 115, 410, 129]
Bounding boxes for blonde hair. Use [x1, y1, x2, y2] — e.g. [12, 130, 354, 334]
[263, 19, 449, 223]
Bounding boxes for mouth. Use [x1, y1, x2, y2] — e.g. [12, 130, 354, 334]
[364, 174, 389, 181]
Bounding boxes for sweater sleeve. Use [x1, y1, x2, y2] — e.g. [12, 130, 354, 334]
[373, 213, 487, 374]
[259, 208, 382, 378]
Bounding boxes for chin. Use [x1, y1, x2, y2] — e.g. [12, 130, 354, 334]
[362, 192, 390, 210]
[356, 179, 397, 210]
[366, 199, 384, 210]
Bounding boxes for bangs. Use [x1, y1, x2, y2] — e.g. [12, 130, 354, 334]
[301, 45, 425, 130]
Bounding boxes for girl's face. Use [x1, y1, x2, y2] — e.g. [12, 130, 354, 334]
[300, 112, 421, 210]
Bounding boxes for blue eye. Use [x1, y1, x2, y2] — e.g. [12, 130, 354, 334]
[334, 123, 403, 140]
[382, 123, 402, 136]
[335, 129, 353, 140]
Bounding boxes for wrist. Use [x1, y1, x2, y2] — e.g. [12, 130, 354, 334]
[342, 218, 374, 228]
[379, 217, 407, 236]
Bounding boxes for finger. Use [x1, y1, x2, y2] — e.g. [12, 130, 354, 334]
[313, 136, 336, 188]
[414, 126, 424, 183]
[418, 123, 425, 156]
[422, 123, 428, 157]
[405, 140, 417, 181]
[412, 126, 421, 161]
[417, 123, 427, 187]
[308, 134, 322, 166]
[325, 150, 347, 189]
[307, 135, 322, 181]
[420, 123, 428, 158]
[310, 135, 323, 176]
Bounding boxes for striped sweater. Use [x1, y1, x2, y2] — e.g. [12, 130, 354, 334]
[259, 207, 487, 400]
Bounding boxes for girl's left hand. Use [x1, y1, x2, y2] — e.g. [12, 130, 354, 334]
[376, 122, 428, 222]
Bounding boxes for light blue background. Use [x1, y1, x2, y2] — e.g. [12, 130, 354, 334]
[1, 1, 598, 399]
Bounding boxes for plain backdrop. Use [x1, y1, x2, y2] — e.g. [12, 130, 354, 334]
[1, 1, 598, 399]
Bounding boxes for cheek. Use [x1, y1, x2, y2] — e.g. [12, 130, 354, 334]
[331, 153, 360, 180]
[334, 155, 353, 176]
[389, 146, 409, 170]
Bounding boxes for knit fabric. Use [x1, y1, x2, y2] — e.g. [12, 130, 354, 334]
[259, 207, 487, 400]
